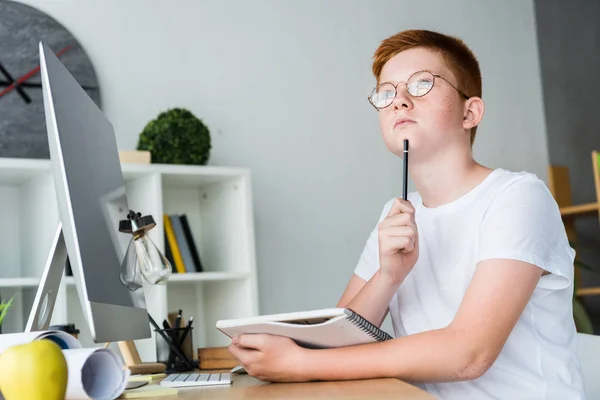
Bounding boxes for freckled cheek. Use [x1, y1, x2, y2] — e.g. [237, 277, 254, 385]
[429, 96, 462, 131]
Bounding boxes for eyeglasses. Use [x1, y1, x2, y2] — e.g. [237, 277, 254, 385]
[368, 70, 469, 110]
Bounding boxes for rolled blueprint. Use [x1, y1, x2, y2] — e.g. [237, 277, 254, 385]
[0, 330, 81, 353]
[63, 347, 129, 400]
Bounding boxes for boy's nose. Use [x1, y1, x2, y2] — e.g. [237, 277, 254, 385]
[392, 87, 413, 110]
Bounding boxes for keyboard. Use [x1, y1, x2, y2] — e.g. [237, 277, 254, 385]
[160, 372, 232, 388]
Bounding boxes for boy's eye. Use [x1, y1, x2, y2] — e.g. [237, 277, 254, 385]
[370, 83, 396, 108]
[407, 78, 434, 97]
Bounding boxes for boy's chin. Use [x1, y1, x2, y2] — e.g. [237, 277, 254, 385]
[384, 130, 430, 155]
[389, 137, 433, 159]
[395, 133, 419, 148]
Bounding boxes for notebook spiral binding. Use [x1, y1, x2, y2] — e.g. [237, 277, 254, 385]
[344, 309, 393, 342]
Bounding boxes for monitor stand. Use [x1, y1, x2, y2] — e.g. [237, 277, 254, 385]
[25, 223, 166, 375]
[26, 224, 67, 332]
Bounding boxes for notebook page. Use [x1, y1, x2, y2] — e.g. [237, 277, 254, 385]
[218, 315, 377, 349]
[216, 308, 345, 328]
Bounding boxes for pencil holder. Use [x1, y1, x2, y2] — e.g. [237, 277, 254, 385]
[155, 327, 194, 372]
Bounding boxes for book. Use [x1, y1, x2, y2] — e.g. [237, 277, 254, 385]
[169, 215, 195, 273]
[179, 214, 203, 272]
[163, 214, 186, 273]
[163, 230, 175, 271]
[216, 308, 393, 349]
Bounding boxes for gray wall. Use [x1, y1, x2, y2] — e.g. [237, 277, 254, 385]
[14, 0, 550, 315]
[534, 0, 600, 328]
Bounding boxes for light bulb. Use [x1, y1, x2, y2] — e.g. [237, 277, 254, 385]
[120, 237, 144, 291]
[118, 210, 172, 290]
[134, 234, 172, 285]
[120, 234, 172, 290]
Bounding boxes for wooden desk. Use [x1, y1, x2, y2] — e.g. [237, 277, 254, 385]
[141, 374, 434, 399]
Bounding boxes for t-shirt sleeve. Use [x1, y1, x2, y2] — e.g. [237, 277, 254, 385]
[353, 198, 396, 281]
[476, 174, 575, 290]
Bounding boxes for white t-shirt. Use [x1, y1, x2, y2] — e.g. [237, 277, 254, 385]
[354, 168, 585, 400]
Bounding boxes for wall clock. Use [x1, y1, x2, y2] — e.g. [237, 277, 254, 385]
[0, 0, 101, 159]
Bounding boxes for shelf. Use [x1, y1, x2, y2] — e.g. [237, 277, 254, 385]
[63, 271, 249, 286]
[167, 271, 249, 283]
[0, 277, 41, 288]
[0, 157, 249, 187]
[0, 272, 249, 289]
[559, 203, 599, 217]
[0, 158, 51, 185]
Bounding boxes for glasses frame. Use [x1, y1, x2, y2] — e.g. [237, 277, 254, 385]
[368, 70, 470, 111]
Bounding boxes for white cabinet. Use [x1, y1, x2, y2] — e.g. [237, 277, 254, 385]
[0, 158, 259, 361]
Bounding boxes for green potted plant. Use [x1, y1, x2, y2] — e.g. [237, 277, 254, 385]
[137, 108, 211, 165]
[0, 297, 14, 329]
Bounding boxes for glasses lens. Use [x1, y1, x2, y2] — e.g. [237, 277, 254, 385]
[407, 71, 434, 97]
[370, 83, 396, 108]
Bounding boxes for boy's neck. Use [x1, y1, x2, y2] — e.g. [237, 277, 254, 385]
[410, 145, 493, 209]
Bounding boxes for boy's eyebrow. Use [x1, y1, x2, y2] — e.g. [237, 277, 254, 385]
[380, 69, 441, 84]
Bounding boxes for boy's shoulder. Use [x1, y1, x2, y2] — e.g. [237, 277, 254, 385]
[488, 167, 546, 187]
[482, 168, 552, 201]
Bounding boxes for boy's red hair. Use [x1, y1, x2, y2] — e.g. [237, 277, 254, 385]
[372, 30, 482, 144]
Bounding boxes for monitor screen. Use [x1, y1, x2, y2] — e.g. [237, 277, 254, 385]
[39, 42, 150, 342]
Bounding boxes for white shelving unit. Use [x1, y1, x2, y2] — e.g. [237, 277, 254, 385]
[0, 157, 259, 362]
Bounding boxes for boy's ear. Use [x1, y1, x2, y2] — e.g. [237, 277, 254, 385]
[463, 97, 484, 130]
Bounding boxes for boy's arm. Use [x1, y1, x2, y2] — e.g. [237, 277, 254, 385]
[337, 198, 417, 327]
[337, 272, 397, 328]
[336, 274, 367, 308]
[302, 258, 543, 382]
[228, 259, 543, 383]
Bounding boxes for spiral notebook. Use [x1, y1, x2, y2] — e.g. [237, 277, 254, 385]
[216, 308, 392, 349]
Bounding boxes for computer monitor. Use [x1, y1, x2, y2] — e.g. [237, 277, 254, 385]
[26, 42, 151, 343]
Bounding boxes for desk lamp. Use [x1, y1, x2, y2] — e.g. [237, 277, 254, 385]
[118, 210, 172, 290]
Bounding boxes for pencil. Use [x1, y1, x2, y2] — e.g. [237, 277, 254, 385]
[402, 139, 409, 200]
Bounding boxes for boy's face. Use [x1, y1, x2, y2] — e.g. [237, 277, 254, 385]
[377, 47, 468, 158]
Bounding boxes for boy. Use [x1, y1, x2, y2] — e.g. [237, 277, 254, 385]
[228, 29, 585, 399]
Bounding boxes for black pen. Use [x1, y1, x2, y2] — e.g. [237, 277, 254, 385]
[177, 317, 194, 348]
[174, 310, 182, 342]
[175, 310, 182, 328]
[402, 139, 409, 200]
[163, 319, 177, 366]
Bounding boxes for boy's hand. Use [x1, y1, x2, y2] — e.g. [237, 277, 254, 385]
[228, 334, 309, 382]
[377, 198, 419, 285]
